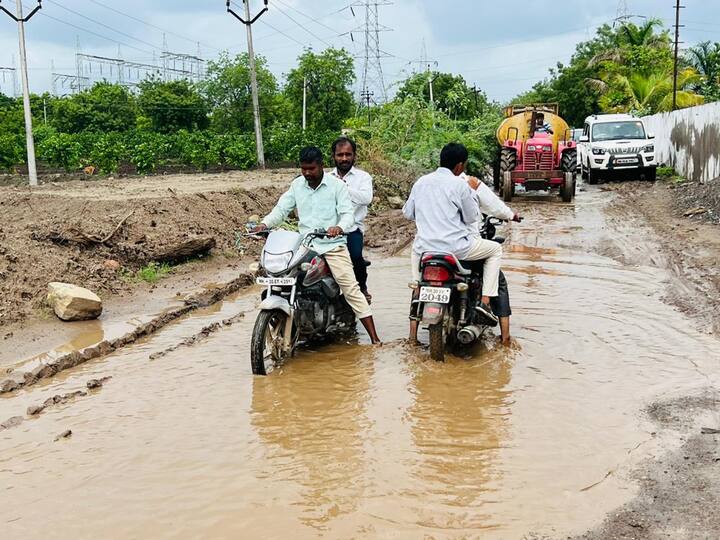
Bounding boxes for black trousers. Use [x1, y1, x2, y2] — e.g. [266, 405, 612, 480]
[347, 229, 368, 292]
[490, 270, 512, 318]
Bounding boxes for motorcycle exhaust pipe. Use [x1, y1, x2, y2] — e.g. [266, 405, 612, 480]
[457, 324, 483, 345]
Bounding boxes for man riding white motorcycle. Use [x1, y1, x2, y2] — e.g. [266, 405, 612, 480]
[251, 146, 381, 345]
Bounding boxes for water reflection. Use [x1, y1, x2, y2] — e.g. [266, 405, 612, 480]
[406, 345, 515, 530]
[249, 342, 374, 530]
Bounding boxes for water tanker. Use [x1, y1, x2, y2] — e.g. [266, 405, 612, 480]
[494, 104, 577, 202]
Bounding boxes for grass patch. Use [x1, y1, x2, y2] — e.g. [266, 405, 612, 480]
[135, 262, 172, 283]
[657, 166, 685, 183]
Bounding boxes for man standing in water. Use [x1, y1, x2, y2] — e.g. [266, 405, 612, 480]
[252, 146, 381, 345]
[329, 136, 374, 304]
[462, 172, 522, 345]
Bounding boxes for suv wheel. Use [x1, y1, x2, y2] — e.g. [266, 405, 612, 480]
[587, 168, 599, 185]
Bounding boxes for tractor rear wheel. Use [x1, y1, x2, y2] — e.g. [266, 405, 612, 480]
[502, 171, 514, 202]
[498, 148, 516, 193]
[561, 172, 576, 203]
[561, 150, 577, 174]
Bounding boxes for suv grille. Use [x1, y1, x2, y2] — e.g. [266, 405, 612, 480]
[608, 146, 643, 155]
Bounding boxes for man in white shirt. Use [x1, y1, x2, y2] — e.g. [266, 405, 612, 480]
[403, 143, 503, 342]
[329, 136, 374, 303]
[462, 172, 522, 345]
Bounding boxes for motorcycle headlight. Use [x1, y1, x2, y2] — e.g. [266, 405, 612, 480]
[262, 252, 293, 274]
[644, 144, 654, 153]
[591, 147, 606, 155]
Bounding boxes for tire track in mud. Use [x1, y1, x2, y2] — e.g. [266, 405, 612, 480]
[0, 273, 255, 395]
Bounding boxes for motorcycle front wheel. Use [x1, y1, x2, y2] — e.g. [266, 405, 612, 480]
[429, 323, 446, 362]
[251, 310, 292, 375]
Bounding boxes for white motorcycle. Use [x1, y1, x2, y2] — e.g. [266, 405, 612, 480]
[249, 228, 355, 375]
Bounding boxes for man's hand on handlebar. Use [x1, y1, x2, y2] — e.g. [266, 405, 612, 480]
[512, 214, 523, 223]
[250, 223, 268, 234]
[326, 226, 344, 238]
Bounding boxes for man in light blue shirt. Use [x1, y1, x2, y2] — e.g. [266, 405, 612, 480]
[252, 147, 381, 344]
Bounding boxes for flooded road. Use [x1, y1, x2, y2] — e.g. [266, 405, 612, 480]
[2, 187, 719, 539]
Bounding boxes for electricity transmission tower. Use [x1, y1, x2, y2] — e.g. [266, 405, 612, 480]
[352, 1, 392, 103]
[0, 65, 18, 97]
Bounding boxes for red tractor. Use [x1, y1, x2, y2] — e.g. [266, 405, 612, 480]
[494, 104, 577, 203]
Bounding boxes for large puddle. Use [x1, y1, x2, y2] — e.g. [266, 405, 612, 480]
[2, 188, 719, 539]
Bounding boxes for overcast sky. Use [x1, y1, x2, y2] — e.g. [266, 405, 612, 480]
[1, 0, 719, 102]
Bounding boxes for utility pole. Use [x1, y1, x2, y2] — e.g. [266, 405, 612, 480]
[0, 0, 43, 186]
[302, 76, 307, 131]
[672, 0, 685, 111]
[227, 0, 268, 169]
[360, 89, 374, 125]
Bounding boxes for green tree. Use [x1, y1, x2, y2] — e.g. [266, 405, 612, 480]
[686, 41, 720, 101]
[51, 82, 137, 133]
[202, 52, 279, 133]
[284, 47, 355, 131]
[396, 71, 488, 120]
[137, 78, 209, 133]
[593, 68, 704, 115]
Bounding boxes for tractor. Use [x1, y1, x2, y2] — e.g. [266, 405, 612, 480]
[494, 104, 577, 203]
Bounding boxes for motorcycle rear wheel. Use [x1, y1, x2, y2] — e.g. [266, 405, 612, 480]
[429, 323, 446, 362]
[251, 310, 292, 375]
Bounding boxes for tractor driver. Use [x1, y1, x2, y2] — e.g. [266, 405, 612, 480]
[535, 113, 554, 135]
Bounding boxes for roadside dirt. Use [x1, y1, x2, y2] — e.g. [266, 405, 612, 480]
[576, 393, 720, 539]
[603, 179, 720, 335]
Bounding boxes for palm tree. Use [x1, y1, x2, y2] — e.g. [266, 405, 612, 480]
[593, 68, 704, 114]
[686, 41, 720, 89]
[590, 18, 669, 67]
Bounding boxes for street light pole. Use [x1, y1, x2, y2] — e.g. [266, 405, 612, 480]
[1, 0, 43, 186]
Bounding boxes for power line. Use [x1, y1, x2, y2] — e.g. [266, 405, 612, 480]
[86, 0, 221, 52]
[272, 3, 334, 48]
[44, 0, 161, 52]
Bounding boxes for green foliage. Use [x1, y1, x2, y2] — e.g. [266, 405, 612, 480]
[135, 262, 172, 283]
[138, 78, 209, 133]
[52, 82, 137, 133]
[357, 95, 502, 174]
[284, 48, 355, 132]
[0, 133, 25, 171]
[202, 52, 279, 133]
[686, 41, 720, 102]
[37, 129, 83, 171]
[89, 132, 128, 173]
[396, 72, 490, 120]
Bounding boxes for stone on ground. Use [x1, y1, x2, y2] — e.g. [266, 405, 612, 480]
[47, 282, 103, 321]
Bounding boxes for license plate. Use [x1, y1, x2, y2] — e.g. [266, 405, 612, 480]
[419, 286, 451, 304]
[256, 277, 295, 286]
[616, 158, 638, 164]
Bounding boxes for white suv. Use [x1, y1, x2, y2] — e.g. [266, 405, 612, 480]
[578, 114, 656, 183]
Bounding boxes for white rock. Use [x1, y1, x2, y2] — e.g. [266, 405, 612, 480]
[387, 196, 405, 209]
[47, 282, 103, 322]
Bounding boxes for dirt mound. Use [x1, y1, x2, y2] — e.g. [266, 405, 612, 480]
[0, 183, 283, 327]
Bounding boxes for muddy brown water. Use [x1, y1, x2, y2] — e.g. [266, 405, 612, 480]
[2, 188, 719, 539]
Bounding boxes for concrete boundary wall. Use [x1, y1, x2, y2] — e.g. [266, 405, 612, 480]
[643, 102, 720, 183]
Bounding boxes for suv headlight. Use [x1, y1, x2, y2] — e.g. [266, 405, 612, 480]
[591, 148, 606, 155]
[644, 144, 654, 153]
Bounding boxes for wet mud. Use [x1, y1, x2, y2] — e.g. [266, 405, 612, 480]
[1, 183, 719, 538]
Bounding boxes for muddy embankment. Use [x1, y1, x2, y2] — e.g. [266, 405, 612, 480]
[603, 180, 720, 335]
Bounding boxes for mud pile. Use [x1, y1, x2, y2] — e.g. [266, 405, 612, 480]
[0, 181, 283, 327]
